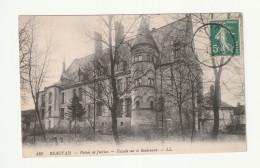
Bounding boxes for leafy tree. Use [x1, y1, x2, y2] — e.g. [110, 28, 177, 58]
[66, 94, 86, 137]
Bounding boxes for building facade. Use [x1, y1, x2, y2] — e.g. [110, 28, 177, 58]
[38, 15, 203, 134]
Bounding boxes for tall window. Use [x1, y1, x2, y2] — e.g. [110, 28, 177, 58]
[48, 106, 51, 117]
[48, 121, 51, 129]
[148, 78, 154, 86]
[116, 62, 122, 71]
[41, 95, 45, 107]
[126, 77, 131, 92]
[97, 83, 102, 98]
[88, 105, 91, 118]
[147, 55, 151, 62]
[41, 109, 45, 120]
[134, 56, 138, 62]
[136, 101, 140, 109]
[60, 108, 64, 120]
[138, 55, 142, 61]
[136, 78, 141, 86]
[159, 98, 164, 110]
[150, 101, 154, 109]
[96, 102, 102, 116]
[117, 79, 122, 95]
[117, 99, 123, 117]
[79, 88, 82, 101]
[48, 92, 52, 104]
[73, 89, 76, 96]
[126, 98, 132, 117]
[61, 92, 65, 104]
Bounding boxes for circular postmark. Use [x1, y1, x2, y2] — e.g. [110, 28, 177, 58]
[191, 23, 236, 68]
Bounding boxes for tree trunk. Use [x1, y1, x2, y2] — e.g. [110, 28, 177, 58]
[108, 15, 119, 145]
[33, 111, 36, 145]
[75, 119, 77, 137]
[35, 95, 46, 142]
[178, 104, 183, 134]
[191, 81, 196, 141]
[212, 76, 221, 139]
[111, 106, 119, 144]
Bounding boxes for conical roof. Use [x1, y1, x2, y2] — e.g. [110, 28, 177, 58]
[133, 17, 158, 49]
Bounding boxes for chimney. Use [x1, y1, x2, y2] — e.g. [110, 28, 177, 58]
[115, 22, 124, 47]
[94, 32, 102, 58]
[62, 56, 66, 73]
[184, 13, 194, 59]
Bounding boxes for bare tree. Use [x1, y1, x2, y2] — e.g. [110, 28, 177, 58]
[19, 16, 52, 142]
[191, 13, 243, 139]
[158, 13, 244, 140]
[81, 15, 141, 144]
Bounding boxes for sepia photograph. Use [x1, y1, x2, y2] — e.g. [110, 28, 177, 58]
[19, 13, 246, 157]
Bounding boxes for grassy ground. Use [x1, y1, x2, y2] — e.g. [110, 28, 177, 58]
[22, 131, 246, 146]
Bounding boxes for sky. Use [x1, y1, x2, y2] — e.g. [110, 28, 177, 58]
[20, 14, 245, 110]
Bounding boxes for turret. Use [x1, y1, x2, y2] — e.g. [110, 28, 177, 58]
[130, 17, 159, 135]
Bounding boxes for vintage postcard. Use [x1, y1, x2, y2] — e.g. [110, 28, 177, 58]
[19, 13, 246, 158]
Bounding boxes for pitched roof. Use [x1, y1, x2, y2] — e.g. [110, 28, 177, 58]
[48, 16, 190, 88]
[233, 105, 245, 115]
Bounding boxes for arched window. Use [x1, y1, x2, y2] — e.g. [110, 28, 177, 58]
[134, 56, 138, 62]
[148, 78, 154, 86]
[135, 48, 142, 55]
[146, 48, 154, 55]
[138, 55, 142, 61]
[150, 101, 154, 109]
[136, 101, 140, 109]
[147, 55, 150, 62]
[136, 78, 141, 86]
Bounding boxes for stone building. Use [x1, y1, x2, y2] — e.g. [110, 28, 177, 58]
[38, 15, 203, 135]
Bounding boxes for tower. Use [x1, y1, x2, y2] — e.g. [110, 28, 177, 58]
[130, 18, 159, 135]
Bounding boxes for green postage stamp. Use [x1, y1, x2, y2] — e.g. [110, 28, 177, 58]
[210, 19, 240, 56]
